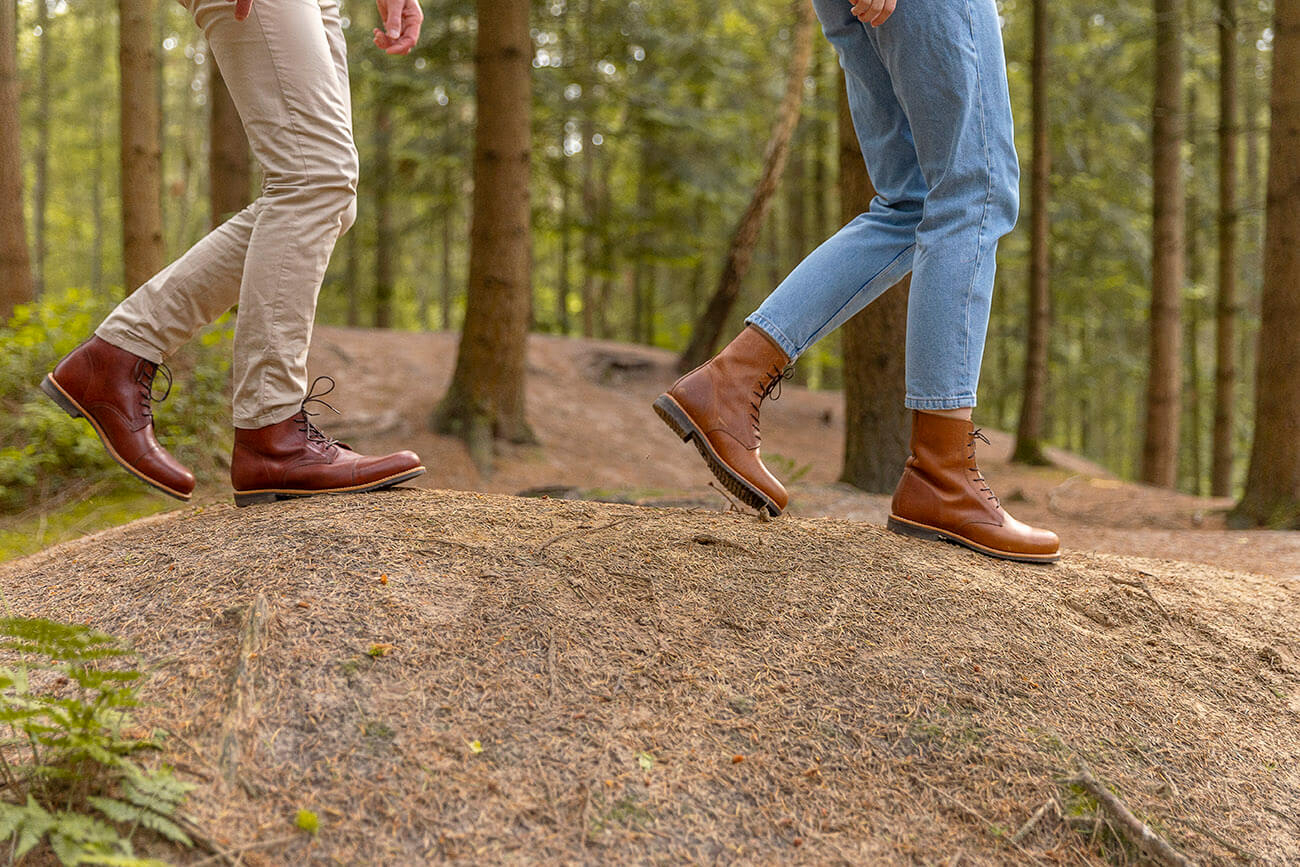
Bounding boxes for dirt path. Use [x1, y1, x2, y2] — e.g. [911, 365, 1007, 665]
[308, 326, 1300, 580]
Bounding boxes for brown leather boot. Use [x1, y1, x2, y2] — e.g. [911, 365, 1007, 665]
[230, 377, 425, 507]
[887, 411, 1060, 563]
[40, 336, 196, 501]
[653, 326, 792, 516]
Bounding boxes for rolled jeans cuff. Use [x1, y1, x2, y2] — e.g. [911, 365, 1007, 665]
[905, 394, 978, 411]
[744, 314, 801, 364]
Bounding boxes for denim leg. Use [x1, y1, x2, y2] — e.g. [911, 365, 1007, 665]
[747, 0, 1019, 410]
[747, 0, 925, 363]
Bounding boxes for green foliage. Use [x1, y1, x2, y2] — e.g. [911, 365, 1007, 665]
[295, 809, 320, 835]
[0, 287, 233, 513]
[0, 617, 194, 865]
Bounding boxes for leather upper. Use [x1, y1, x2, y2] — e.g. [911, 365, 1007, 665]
[231, 413, 421, 493]
[50, 337, 195, 496]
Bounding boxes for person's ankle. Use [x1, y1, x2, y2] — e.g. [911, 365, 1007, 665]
[918, 406, 974, 421]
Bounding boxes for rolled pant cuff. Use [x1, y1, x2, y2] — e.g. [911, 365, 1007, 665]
[743, 314, 801, 363]
[93, 327, 166, 365]
[234, 402, 304, 431]
[906, 395, 978, 411]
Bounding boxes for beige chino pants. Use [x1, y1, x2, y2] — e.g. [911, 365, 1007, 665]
[96, 0, 358, 428]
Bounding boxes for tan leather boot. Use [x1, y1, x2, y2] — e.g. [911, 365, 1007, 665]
[230, 377, 425, 507]
[41, 336, 196, 500]
[653, 326, 792, 516]
[888, 411, 1060, 563]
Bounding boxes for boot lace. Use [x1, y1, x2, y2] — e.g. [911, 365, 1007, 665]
[296, 376, 343, 449]
[133, 359, 172, 421]
[749, 365, 794, 441]
[968, 428, 1000, 508]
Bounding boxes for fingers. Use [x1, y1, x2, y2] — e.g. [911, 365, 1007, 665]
[373, 0, 422, 55]
[232, 0, 252, 21]
[384, 0, 403, 40]
[850, 0, 895, 27]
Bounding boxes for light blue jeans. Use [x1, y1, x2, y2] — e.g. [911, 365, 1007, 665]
[747, 0, 1019, 410]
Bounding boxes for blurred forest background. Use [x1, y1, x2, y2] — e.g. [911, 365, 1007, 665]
[1, 0, 1298, 534]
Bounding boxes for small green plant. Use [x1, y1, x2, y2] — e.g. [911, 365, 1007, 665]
[294, 809, 319, 836]
[0, 617, 194, 865]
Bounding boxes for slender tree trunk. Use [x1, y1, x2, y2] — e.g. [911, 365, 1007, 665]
[0, 0, 32, 318]
[786, 123, 809, 269]
[838, 75, 910, 494]
[434, 0, 535, 466]
[373, 100, 394, 329]
[578, 0, 597, 339]
[1142, 0, 1186, 488]
[345, 221, 360, 327]
[556, 165, 572, 335]
[440, 166, 454, 330]
[1013, 0, 1052, 466]
[1233, 0, 1300, 527]
[677, 0, 814, 373]
[120, 0, 164, 294]
[1212, 0, 1240, 497]
[33, 0, 49, 298]
[811, 45, 831, 242]
[209, 62, 252, 228]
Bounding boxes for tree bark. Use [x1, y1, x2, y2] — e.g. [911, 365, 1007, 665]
[837, 75, 910, 494]
[676, 0, 815, 373]
[119, 0, 165, 294]
[434, 0, 535, 466]
[373, 100, 394, 329]
[1142, 0, 1186, 488]
[440, 166, 454, 330]
[1013, 0, 1052, 466]
[1233, 0, 1300, 528]
[578, 0, 597, 339]
[1211, 0, 1240, 497]
[33, 0, 49, 298]
[209, 62, 252, 228]
[0, 0, 33, 318]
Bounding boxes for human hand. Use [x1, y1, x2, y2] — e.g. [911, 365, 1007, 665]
[227, 0, 252, 22]
[851, 0, 897, 27]
[374, 0, 423, 55]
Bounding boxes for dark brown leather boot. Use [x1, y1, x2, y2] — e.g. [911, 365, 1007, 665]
[653, 326, 792, 516]
[230, 377, 425, 507]
[40, 336, 196, 501]
[887, 411, 1060, 563]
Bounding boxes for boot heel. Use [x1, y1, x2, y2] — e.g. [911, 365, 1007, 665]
[234, 491, 280, 508]
[887, 515, 944, 542]
[40, 376, 82, 419]
[652, 395, 693, 443]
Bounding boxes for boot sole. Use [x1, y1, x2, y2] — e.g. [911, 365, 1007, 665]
[232, 467, 428, 507]
[886, 513, 1060, 564]
[40, 374, 194, 502]
[653, 394, 781, 518]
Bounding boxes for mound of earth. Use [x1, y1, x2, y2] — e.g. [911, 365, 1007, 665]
[2, 489, 1297, 864]
[304, 327, 1300, 580]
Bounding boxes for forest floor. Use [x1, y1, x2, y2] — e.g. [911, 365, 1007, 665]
[0, 489, 1296, 864]
[2, 327, 1297, 864]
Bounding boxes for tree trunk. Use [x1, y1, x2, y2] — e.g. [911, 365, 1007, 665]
[32, 0, 49, 298]
[345, 222, 361, 327]
[0, 0, 32, 318]
[373, 100, 394, 329]
[440, 166, 454, 330]
[119, 0, 164, 294]
[786, 123, 809, 269]
[434, 0, 535, 466]
[209, 62, 252, 228]
[676, 0, 815, 373]
[557, 164, 572, 336]
[578, 0, 597, 339]
[1013, 0, 1052, 466]
[837, 75, 910, 494]
[1233, 0, 1300, 528]
[1211, 0, 1240, 497]
[91, 19, 108, 297]
[1142, 0, 1186, 488]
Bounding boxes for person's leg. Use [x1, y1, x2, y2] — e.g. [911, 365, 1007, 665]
[745, 0, 927, 362]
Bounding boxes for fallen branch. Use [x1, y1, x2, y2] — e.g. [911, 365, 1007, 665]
[1109, 573, 1171, 620]
[1011, 798, 1058, 845]
[1067, 767, 1196, 867]
[218, 593, 270, 789]
[189, 833, 302, 867]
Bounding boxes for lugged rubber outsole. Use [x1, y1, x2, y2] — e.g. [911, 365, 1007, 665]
[886, 513, 1060, 564]
[652, 394, 780, 517]
[40, 374, 194, 502]
[232, 467, 428, 507]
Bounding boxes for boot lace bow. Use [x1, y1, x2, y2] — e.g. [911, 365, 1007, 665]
[297, 376, 344, 449]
